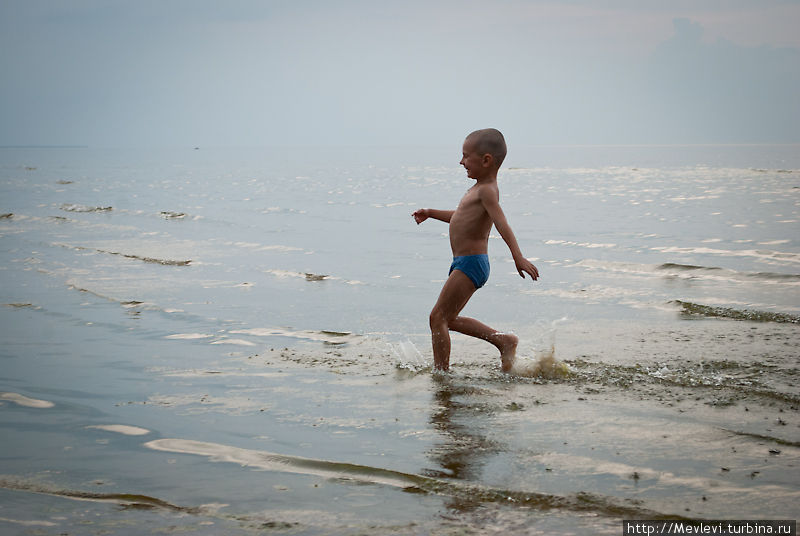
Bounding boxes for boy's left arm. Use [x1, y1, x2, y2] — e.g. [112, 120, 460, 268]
[479, 187, 539, 281]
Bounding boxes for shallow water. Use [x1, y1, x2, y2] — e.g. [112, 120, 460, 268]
[1, 145, 798, 534]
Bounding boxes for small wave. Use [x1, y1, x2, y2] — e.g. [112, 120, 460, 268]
[522, 284, 653, 305]
[103, 250, 190, 266]
[753, 168, 798, 174]
[0, 392, 54, 408]
[60, 204, 112, 213]
[658, 263, 800, 283]
[0, 477, 201, 514]
[0, 516, 56, 528]
[65, 281, 159, 310]
[264, 269, 327, 281]
[89, 247, 190, 266]
[228, 241, 304, 253]
[160, 211, 187, 219]
[747, 272, 800, 282]
[165, 333, 213, 340]
[545, 239, 617, 249]
[658, 262, 721, 272]
[229, 327, 357, 346]
[673, 300, 800, 324]
[210, 338, 257, 347]
[263, 268, 364, 285]
[575, 259, 800, 285]
[0, 213, 13, 219]
[651, 246, 800, 266]
[86, 424, 151, 436]
[54, 242, 191, 265]
[144, 438, 678, 519]
[720, 429, 800, 448]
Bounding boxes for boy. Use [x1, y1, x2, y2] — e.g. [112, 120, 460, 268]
[412, 128, 539, 372]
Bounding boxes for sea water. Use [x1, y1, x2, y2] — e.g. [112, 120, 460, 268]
[0, 144, 798, 534]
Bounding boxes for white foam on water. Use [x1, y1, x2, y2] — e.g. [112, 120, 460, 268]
[210, 338, 257, 347]
[144, 438, 419, 489]
[0, 517, 57, 528]
[165, 333, 213, 340]
[651, 245, 800, 265]
[0, 392, 55, 409]
[544, 239, 617, 249]
[229, 327, 358, 345]
[86, 424, 151, 436]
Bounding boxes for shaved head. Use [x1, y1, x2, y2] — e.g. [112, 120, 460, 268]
[466, 128, 507, 168]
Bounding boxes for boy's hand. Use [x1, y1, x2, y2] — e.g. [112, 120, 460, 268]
[515, 256, 539, 281]
[412, 209, 428, 224]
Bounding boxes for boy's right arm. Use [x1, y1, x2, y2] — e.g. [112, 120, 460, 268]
[413, 208, 454, 224]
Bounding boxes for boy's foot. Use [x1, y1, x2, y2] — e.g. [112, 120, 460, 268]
[498, 333, 519, 372]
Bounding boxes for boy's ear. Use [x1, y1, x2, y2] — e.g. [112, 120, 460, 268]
[481, 153, 493, 167]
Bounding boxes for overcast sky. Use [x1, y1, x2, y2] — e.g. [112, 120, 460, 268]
[1, 0, 798, 147]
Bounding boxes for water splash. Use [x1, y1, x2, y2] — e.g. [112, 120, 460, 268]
[509, 346, 570, 379]
[390, 339, 428, 372]
[508, 317, 571, 378]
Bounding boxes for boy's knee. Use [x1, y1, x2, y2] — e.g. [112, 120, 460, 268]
[429, 307, 447, 328]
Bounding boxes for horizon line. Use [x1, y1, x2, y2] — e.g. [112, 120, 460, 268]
[2, 142, 799, 150]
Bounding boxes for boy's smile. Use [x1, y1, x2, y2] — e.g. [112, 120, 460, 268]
[459, 138, 491, 180]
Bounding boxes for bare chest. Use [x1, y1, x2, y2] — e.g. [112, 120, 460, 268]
[454, 188, 484, 216]
[451, 188, 489, 229]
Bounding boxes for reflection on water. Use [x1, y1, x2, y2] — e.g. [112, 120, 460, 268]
[425, 375, 499, 487]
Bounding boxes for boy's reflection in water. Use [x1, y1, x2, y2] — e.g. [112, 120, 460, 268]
[424, 374, 503, 510]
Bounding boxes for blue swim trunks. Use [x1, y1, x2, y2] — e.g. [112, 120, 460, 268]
[449, 254, 490, 289]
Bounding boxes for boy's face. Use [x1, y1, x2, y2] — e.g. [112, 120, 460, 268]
[460, 137, 491, 180]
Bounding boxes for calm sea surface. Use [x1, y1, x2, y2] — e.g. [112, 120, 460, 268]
[1, 145, 798, 534]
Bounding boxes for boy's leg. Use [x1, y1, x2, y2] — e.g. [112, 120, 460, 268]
[429, 270, 520, 371]
[429, 270, 476, 371]
[448, 316, 519, 372]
